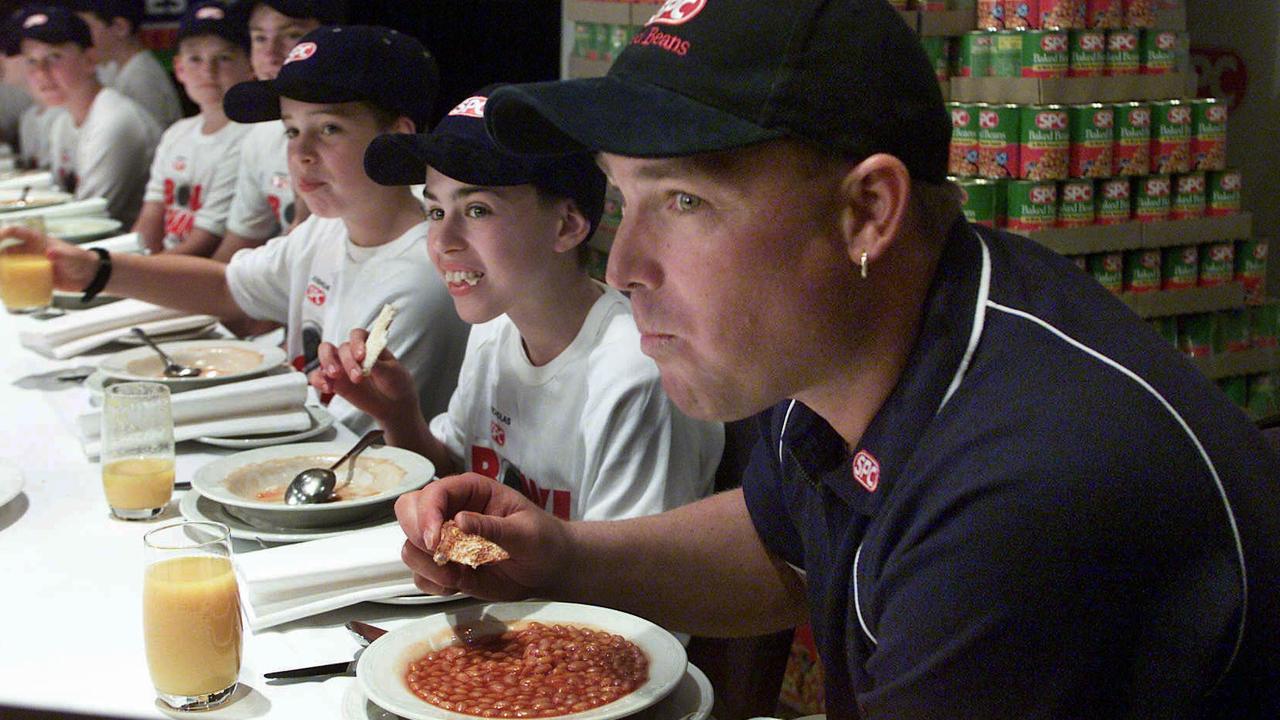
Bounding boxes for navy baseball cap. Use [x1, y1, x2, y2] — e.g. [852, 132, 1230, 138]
[15, 6, 93, 49]
[485, 0, 951, 183]
[238, 0, 345, 25]
[66, 0, 144, 33]
[176, 1, 249, 52]
[223, 25, 437, 131]
[364, 84, 606, 235]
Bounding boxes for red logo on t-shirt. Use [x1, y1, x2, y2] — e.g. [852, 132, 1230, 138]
[852, 450, 881, 493]
[305, 283, 326, 306]
[490, 421, 506, 447]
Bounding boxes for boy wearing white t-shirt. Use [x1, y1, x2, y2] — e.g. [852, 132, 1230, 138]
[11, 26, 469, 434]
[70, 0, 183, 128]
[18, 6, 161, 226]
[314, 86, 724, 521]
[211, 0, 340, 263]
[134, 1, 253, 256]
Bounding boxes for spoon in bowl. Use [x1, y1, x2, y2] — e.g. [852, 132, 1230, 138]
[130, 327, 201, 378]
[285, 430, 385, 505]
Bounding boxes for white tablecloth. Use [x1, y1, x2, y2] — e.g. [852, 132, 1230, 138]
[0, 309, 470, 719]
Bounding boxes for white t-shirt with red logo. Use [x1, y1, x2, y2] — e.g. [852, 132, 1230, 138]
[429, 286, 723, 521]
[143, 116, 252, 249]
[109, 50, 183, 129]
[225, 121, 295, 241]
[47, 87, 162, 226]
[18, 104, 62, 170]
[225, 216, 470, 432]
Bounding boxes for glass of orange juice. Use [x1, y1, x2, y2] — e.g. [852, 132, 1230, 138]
[101, 382, 174, 520]
[143, 521, 242, 710]
[0, 216, 52, 314]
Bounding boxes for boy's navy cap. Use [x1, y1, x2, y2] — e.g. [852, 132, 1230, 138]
[238, 0, 344, 25]
[364, 85, 606, 236]
[485, 0, 951, 183]
[223, 25, 437, 130]
[177, 1, 249, 52]
[66, 0, 144, 32]
[16, 6, 93, 49]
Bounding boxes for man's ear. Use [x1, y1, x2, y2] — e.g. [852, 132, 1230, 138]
[552, 198, 591, 255]
[837, 153, 912, 269]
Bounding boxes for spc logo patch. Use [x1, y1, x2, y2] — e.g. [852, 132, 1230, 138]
[285, 42, 317, 65]
[647, 0, 707, 25]
[852, 450, 881, 493]
[23, 13, 47, 28]
[195, 6, 225, 20]
[305, 282, 326, 306]
[449, 96, 487, 119]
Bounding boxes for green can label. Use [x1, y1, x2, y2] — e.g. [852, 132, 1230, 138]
[1089, 252, 1124, 293]
[1114, 102, 1151, 176]
[955, 32, 995, 78]
[1248, 374, 1278, 416]
[1123, 248, 1161, 293]
[1236, 239, 1267, 304]
[921, 36, 950, 84]
[957, 178, 999, 227]
[978, 104, 1020, 178]
[1096, 177, 1131, 224]
[1141, 30, 1180, 75]
[949, 103, 982, 176]
[1217, 309, 1252, 354]
[573, 23, 593, 59]
[591, 23, 612, 61]
[1250, 305, 1280, 349]
[1219, 376, 1248, 406]
[1069, 30, 1106, 77]
[1021, 30, 1069, 78]
[1006, 179, 1058, 232]
[1069, 103, 1114, 177]
[1207, 169, 1242, 216]
[1162, 244, 1198, 290]
[1178, 314, 1215, 358]
[1019, 105, 1069, 179]
[1057, 179, 1095, 227]
[1152, 100, 1192, 174]
[1192, 98, 1228, 171]
[1106, 30, 1140, 75]
[1152, 316, 1179, 345]
[1199, 241, 1236, 287]
[1171, 172, 1206, 220]
[1134, 174, 1171, 222]
[991, 31, 1024, 77]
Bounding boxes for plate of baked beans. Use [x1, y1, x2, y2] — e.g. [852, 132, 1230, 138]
[356, 601, 688, 720]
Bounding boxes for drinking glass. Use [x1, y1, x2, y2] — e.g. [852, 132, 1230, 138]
[142, 521, 242, 710]
[101, 382, 175, 520]
[0, 216, 52, 314]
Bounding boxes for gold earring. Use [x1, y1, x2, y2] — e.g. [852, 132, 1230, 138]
[860, 251, 868, 279]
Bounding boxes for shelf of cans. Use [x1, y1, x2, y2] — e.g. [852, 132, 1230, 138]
[1069, 239, 1267, 305]
[571, 21, 641, 65]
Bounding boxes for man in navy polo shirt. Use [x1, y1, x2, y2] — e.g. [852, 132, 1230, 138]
[390, 1, 1280, 716]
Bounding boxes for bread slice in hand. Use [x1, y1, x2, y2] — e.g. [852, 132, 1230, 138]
[433, 520, 510, 568]
[362, 303, 398, 376]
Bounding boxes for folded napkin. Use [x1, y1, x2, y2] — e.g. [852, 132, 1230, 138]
[0, 171, 53, 190]
[235, 523, 419, 630]
[81, 232, 143, 255]
[78, 371, 311, 455]
[17, 298, 215, 358]
[0, 196, 107, 221]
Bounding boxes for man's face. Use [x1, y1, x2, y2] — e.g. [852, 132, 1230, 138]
[248, 5, 320, 81]
[20, 39, 95, 106]
[601, 141, 861, 421]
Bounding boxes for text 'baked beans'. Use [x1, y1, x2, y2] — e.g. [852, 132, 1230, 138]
[405, 622, 649, 717]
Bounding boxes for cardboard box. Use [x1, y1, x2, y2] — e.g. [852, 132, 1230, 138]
[950, 73, 1190, 104]
[565, 0, 632, 25]
[1121, 282, 1245, 318]
[1027, 212, 1254, 255]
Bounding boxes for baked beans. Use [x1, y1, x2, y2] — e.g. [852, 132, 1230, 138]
[405, 622, 649, 718]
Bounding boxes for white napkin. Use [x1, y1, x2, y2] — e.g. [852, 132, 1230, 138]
[235, 523, 418, 630]
[16, 298, 215, 358]
[80, 232, 143, 255]
[0, 171, 53, 190]
[0, 196, 107, 220]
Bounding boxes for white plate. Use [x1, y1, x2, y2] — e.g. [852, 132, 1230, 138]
[357, 602, 688, 720]
[196, 405, 336, 448]
[178, 490, 398, 543]
[342, 663, 712, 720]
[45, 216, 123, 242]
[110, 321, 220, 345]
[0, 187, 71, 212]
[0, 460, 24, 509]
[99, 339, 285, 386]
[368, 592, 465, 607]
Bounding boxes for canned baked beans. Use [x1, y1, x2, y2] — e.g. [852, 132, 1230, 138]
[1020, 105, 1070, 180]
[956, 178, 1000, 227]
[1151, 99, 1192, 174]
[1216, 308, 1252, 354]
[1207, 169, 1242, 216]
[1140, 30, 1181, 75]
[1004, 0, 1083, 29]
[1069, 103, 1114, 177]
[978, 104, 1020, 178]
[1251, 304, 1280, 349]
[921, 36, 951, 85]
[1021, 30, 1069, 77]
[1105, 30, 1140, 76]
[954, 32, 994, 78]
[1236, 240, 1268, 305]
[1068, 30, 1106, 77]
[991, 30, 1023, 77]
[1162, 245, 1199, 290]
[1096, 177, 1132, 224]
[1123, 0, 1155, 28]
[948, 103, 983, 176]
[1113, 102, 1152, 176]
[1199, 242, 1236, 287]
[1178, 313, 1214, 358]
[1006, 179, 1058, 232]
[1088, 252, 1124, 293]
[978, 0, 1006, 29]
[1171, 171, 1206, 220]
[1134, 174, 1172, 223]
[1123, 248, 1161, 293]
[1085, 0, 1123, 28]
[1057, 179, 1095, 227]
[1191, 98, 1228, 172]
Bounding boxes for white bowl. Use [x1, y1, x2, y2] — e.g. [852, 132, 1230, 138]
[99, 339, 285, 388]
[192, 441, 434, 528]
[357, 601, 687, 720]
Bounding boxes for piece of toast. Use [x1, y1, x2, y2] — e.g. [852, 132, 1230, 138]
[362, 303, 398, 376]
[433, 520, 510, 568]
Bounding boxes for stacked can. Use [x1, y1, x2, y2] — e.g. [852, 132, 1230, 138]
[1207, 169, 1242, 216]
[921, 36, 951, 85]
[1088, 252, 1124, 293]
[1068, 30, 1106, 77]
[1216, 309, 1252, 354]
[1113, 101, 1152, 176]
[1250, 304, 1280, 349]
[978, 104, 1019, 178]
[1123, 0, 1156, 28]
[1141, 30, 1183, 75]
[1085, 0, 1123, 28]
[1069, 103, 1113, 177]
[991, 30, 1023, 77]
[956, 178, 1002, 227]
[1199, 242, 1236, 287]
[1151, 100, 1191, 174]
[954, 32, 994, 77]
[1170, 172, 1206, 220]
[1006, 180, 1058, 231]
[1134, 174, 1171, 222]
[1236, 239, 1268, 305]
[1152, 316, 1178, 346]
[1057, 180, 1095, 227]
[1177, 314, 1214, 358]
[1021, 30, 1069, 77]
[948, 102, 982, 176]
[1191, 98, 1228, 171]
[1096, 177, 1132, 224]
[1003, 0, 1084, 29]
[1161, 245, 1198, 289]
[978, 0, 1005, 29]
[1105, 30, 1140, 76]
[1123, 248, 1161, 292]
[1247, 373, 1278, 417]
[1020, 105, 1070, 180]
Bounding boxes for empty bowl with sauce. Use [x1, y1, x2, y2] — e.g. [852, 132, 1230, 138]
[99, 340, 287, 388]
[191, 442, 435, 528]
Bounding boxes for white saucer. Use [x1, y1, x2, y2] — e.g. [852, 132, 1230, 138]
[178, 490, 397, 544]
[0, 459, 24, 508]
[367, 592, 464, 607]
[196, 406, 335, 448]
[340, 662, 713, 720]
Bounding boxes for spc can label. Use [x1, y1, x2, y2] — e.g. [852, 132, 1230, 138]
[957, 178, 999, 227]
[1199, 242, 1236, 287]
[1006, 180, 1058, 232]
[1113, 101, 1151, 175]
[955, 32, 995, 77]
[1207, 169, 1242, 216]
[1151, 99, 1191, 174]
[991, 30, 1024, 77]
[1134, 174, 1171, 223]
[1068, 30, 1106, 77]
[1171, 172, 1206, 220]
[978, 104, 1020, 178]
[1161, 245, 1198, 290]
[1123, 248, 1161, 293]
[1177, 314, 1214, 358]
[1019, 105, 1070, 179]
[1021, 30, 1069, 77]
[1089, 252, 1124, 293]
[1106, 30, 1140, 75]
[1096, 177, 1132, 224]
[1191, 98, 1228, 171]
[921, 36, 951, 85]
[1248, 374, 1278, 416]
[1069, 103, 1114, 177]
[1236, 240, 1268, 305]
[1057, 179, 1096, 227]
[949, 103, 982, 176]
[1141, 30, 1181, 75]
[1216, 311, 1251, 354]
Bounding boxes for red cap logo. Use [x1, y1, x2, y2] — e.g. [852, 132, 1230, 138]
[195, 6, 225, 20]
[23, 13, 47, 28]
[449, 95, 487, 119]
[851, 450, 880, 493]
[648, 0, 707, 25]
[285, 42, 317, 65]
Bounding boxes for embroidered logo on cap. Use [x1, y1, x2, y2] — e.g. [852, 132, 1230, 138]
[285, 42, 317, 65]
[449, 96, 487, 119]
[195, 6, 225, 20]
[852, 450, 881, 493]
[23, 13, 48, 28]
[647, 0, 707, 25]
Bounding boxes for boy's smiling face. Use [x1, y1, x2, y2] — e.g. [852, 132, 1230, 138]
[174, 35, 253, 110]
[281, 98, 404, 219]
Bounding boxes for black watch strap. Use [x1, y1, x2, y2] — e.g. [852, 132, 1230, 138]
[82, 247, 112, 302]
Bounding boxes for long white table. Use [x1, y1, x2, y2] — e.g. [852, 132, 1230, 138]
[0, 309, 468, 719]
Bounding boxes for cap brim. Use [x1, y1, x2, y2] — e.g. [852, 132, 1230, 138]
[365, 133, 547, 188]
[224, 78, 365, 124]
[484, 75, 785, 158]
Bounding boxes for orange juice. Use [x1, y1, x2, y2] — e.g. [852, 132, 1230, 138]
[143, 555, 242, 696]
[0, 253, 53, 311]
[102, 457, 174, 510]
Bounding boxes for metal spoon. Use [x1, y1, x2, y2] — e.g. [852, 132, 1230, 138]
[130, 327, 201, 378]
[285, 430, 385, 505]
